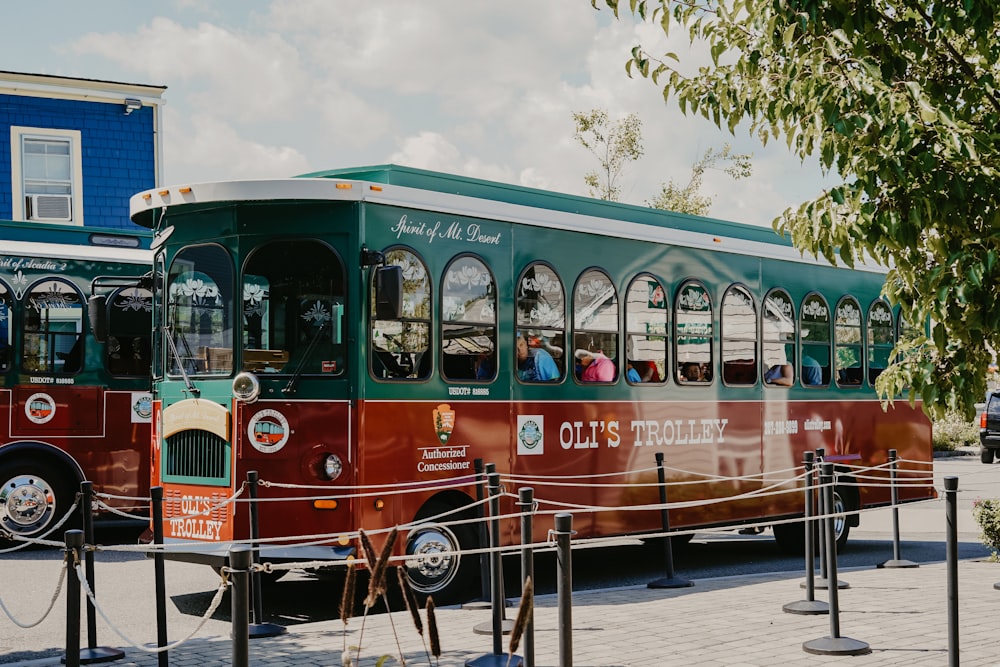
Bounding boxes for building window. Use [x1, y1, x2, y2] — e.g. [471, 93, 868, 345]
[10, 126, 83, 225]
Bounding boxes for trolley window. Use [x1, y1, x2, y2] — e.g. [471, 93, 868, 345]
[675, 281, 713, 384]
[573, 268, 619, 383]
[107, 286, 153, 377]
[441, 255, 496, 382]
[835, 296, 863, 387]
[800, 293, 831, 387]
[242, 240, 345, 376]
[721, 284, 758, 386]
[516, 262, 565, 383]
[625, 274, 667, 384]
[371, 247, 431, 380]
[24, 278, 84, 374]
[762, 289, 796, 387]
[867, 300, 894, 386]
[166, 244, 234, 377]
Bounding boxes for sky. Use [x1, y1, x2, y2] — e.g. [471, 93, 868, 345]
[2, 0, 838, 228]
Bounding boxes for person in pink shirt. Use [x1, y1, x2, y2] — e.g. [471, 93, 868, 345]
[575, 349, 617, 382]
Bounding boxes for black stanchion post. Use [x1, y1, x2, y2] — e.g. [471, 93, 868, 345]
[519, 487, 535, 667]
[812, 449, 848, 591]
[556, 513, 574, 667]
[648, 452, 692, 589]
[945, 476, 959, 667]
[230, 546, 251, 667]
[246, 471, 286, 639]
[464, 458, 492, 610]
[151, 487, 169, 667]
[466, 471, 520, 667]
[785, 452, 828, 615]
[803, 463, 869, 656]
[78, 481, 124, 664]
[65, 529, 84, 667]
[880, 449, 918, 569]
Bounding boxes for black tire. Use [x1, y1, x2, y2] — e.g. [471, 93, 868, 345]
[403, 501, 479, 604]
[772, 487, 852, 555]
[0, 460, 79, 547]
[982, 447, 996, 464]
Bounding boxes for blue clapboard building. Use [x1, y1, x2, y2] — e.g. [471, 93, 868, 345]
[0, 71, 166, 229]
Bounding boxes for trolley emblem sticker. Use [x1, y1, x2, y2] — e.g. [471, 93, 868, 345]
[247, 409, 290, 453]
[517, 415, 544, 455]
[25, 393, 56, 424]
[433, 403, 456, 445]
[132, 392, 153, 422]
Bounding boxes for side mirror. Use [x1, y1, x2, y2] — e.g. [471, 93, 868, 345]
[88, 294, 108, 343]
[374, 265, 403, 320]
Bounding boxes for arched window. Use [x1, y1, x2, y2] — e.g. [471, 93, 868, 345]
[441, 255, 496, 382]
[167, 244, 234, 376]
[800, 293, 830, 387]
[515, 262, 565, 383]
[721, 284, 757, 386]
[243, 239, 346, 376]
[573, 268, 619, 383]
[625, 274, 667, 384]
[835, 296, 863, 387]
[24, 278, 84, 374]
[0, 281, 10, 374]
[370, 247, 431, 380]
[107, 286, 153, 377]
[867, 300, 894, 386]
[762, 289, 796, 387]
[675, 281, 713, 384]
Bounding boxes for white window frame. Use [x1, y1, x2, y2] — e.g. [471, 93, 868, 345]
[10, 126, 84, 225]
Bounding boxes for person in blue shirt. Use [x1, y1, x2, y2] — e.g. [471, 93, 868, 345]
[517, 332, 559, 382]
[801, 355, 824, 385]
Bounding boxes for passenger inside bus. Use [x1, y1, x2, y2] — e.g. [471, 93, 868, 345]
[764, 363, 794, 386]
[801, 355, 824, 385]
[575, 349, 616, 382]
[516, 332, 560, 382]
[679, 361, 704, 383]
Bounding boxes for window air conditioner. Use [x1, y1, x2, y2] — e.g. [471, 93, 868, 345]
[27, 194, 73, 222]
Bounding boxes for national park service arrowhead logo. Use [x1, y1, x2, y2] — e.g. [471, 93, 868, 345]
[433, 404, 455, 445]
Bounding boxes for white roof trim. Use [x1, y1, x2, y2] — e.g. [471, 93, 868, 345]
[131, 178, 887, 274]
[1, 239, 151, 264]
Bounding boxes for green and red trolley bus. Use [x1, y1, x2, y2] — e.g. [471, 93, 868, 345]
[0, 219, 153, 545]
[130, 165, 934, 598]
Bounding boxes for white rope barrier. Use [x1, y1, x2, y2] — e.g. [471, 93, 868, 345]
[72, 560, 229, 654]
[0, 558, 67, 628]
[0, 498, 81, 554]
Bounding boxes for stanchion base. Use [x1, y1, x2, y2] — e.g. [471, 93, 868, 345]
[462, 599, 493, 610]
[802, 636, 871, 656]
[647, 576, 694, 589]
[994, 581, 1000, 591]
[878, 558, 919, 569]
[77, 646, 125, 664]
[472, 618, 514, 635]
[465, 653, 523, 667]
[782, 599, 829, 615]
[248, 622, 288, 639]
[804, 577, 849, 590]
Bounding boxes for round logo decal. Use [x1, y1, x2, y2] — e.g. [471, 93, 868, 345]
[247, 409, 290, 453]
[25, 393, 57, 424]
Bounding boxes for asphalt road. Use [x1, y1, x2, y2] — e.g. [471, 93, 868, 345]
[0, 454, 994, 664]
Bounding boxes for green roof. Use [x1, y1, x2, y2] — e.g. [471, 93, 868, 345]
[299, 163, 791, 248]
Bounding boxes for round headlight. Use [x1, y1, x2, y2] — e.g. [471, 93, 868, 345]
[232, 372, 261, 403]
[324, 454, 343, 481]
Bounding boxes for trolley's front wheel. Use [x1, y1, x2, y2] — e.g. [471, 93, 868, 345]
[403, 502, 477, 603]
[0, 461, 77, 547]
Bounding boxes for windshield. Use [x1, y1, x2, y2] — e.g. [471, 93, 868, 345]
[166, 244, 234, 376]
[242, 239, 346, 376]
